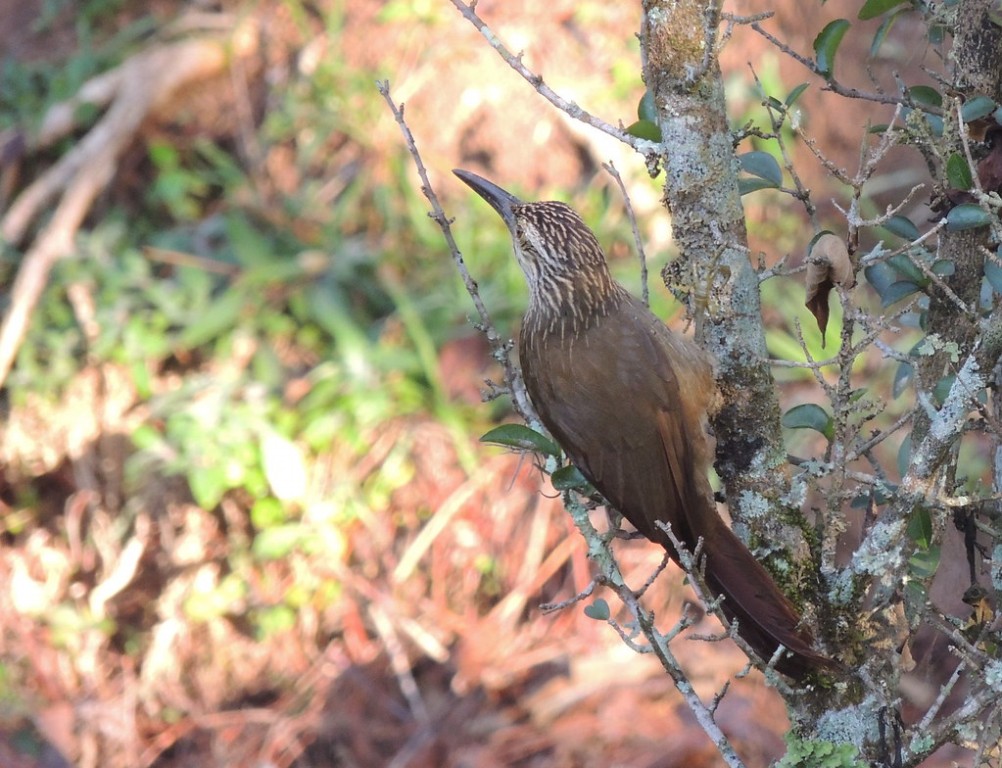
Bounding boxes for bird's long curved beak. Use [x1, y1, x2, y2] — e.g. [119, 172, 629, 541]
[453, 169, 521, 229]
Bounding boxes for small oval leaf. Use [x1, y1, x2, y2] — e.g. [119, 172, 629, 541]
[892, 361, 913, 398]
[933, 373, 956, 406]
[551, 464, 590, 491]
[984, 258, 1002, 293]
[869, 11, 899, 57]
[881, 280, 922, 307]
[883, 215, 920, 241]
[946, 203, 992, 231]
[626, 120, 662, 141]
[738, 177, 778, 195]
[946, 153, 974, 190]
[584, 598, 610, 621]
[961, 95, 996, 123]
[931, 259, 955, 277]
[907, 507, 933, 549]
[907, 85, 943, 109]
[638, 90, 657, 122]
[858, 0, 907, 20]
[785, 82, 810, 107]
[481, 424, 560, 456]
[781, 403, 834, 440]
[813, 19, 851, 78]
[739, 151, 783, 185]
[909, 545, 941, 579]
[897, 433, 911, 478]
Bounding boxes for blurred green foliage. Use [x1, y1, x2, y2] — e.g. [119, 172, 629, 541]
[2, 0, 522, 642]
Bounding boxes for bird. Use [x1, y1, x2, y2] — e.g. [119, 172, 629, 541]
[454, 168, 832, 678]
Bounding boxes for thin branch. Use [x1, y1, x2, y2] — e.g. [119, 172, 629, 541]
[377, 80, 538, 426]
[603, 160, 650, 307]
[749, 22, 941, 114]
[558, 491, 748, 767]
[448, 1, 657, 156]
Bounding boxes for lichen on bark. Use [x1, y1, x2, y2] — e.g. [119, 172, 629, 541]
[640, 0, 805, 562]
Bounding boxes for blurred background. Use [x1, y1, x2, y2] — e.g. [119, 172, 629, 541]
[0, 0, 969, 766]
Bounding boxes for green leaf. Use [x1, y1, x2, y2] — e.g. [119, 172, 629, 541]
[813, 19, 851, 78]
[481, 424, 560, 456]
[253, 523, 307, 560]
[226, 213, 273, 267]
[909, 545, 941, 579]
[626, 120, 662, 141]
[638, 89, 657, 122]
[738, 176, 778, 195]
[907, 85, 942, 109]
[946, 153, 974, 190]
[933, 373, 956, 406]
[946, 203, 992, 231]
[864, 261, 896, 295]
[880, 280, 922, 307]
[887, 253, 925, 283]
[869, 10, 899, 57]
[781, 403, 833, 440]
[931, 259, 954, 277]
[883, 215, 920, 241]
[892, 361, 913, 398]
[858, 0, 906, 19]
[785, 82, 809, 107]
[739, 151, 783, 185]
[897, 434, 911, 478]
[907, 507, 933, 549]
[583, 598, 610, 621]
[188, 464, 228, 510]
[551, 464, 590, 491]
[178, 288, 245, 349]
[961, 95, 996, 122]
[250, 497, 287, 529]
[984, 258, 1002, 293]
[131, 423, 162, 451]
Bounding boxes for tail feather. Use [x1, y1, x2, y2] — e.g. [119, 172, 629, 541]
[702, 522, 833, 677]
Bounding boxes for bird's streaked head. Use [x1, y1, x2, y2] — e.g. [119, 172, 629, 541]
[454, 169, 617, 324]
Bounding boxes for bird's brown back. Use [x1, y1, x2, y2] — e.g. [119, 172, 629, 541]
[520, 289, 717, 553]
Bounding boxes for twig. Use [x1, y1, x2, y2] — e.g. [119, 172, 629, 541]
[539, 576, 599, 614]
[748, 22, 939, 114]
[557, 488, 747, 767]
[603, 161, 650, 307]
[376, 80, 538, 426]
[143, 246, 242, 276]
[448, 1, 657, 157]
[656, 520, 794, 696]
[369, 603, 430, 725]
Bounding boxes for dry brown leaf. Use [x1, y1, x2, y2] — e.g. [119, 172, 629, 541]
[805, 231, 855, 347]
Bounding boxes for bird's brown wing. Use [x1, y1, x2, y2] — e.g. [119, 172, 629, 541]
[520, 296, 705, 551]
[520, 296, 832, 677]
